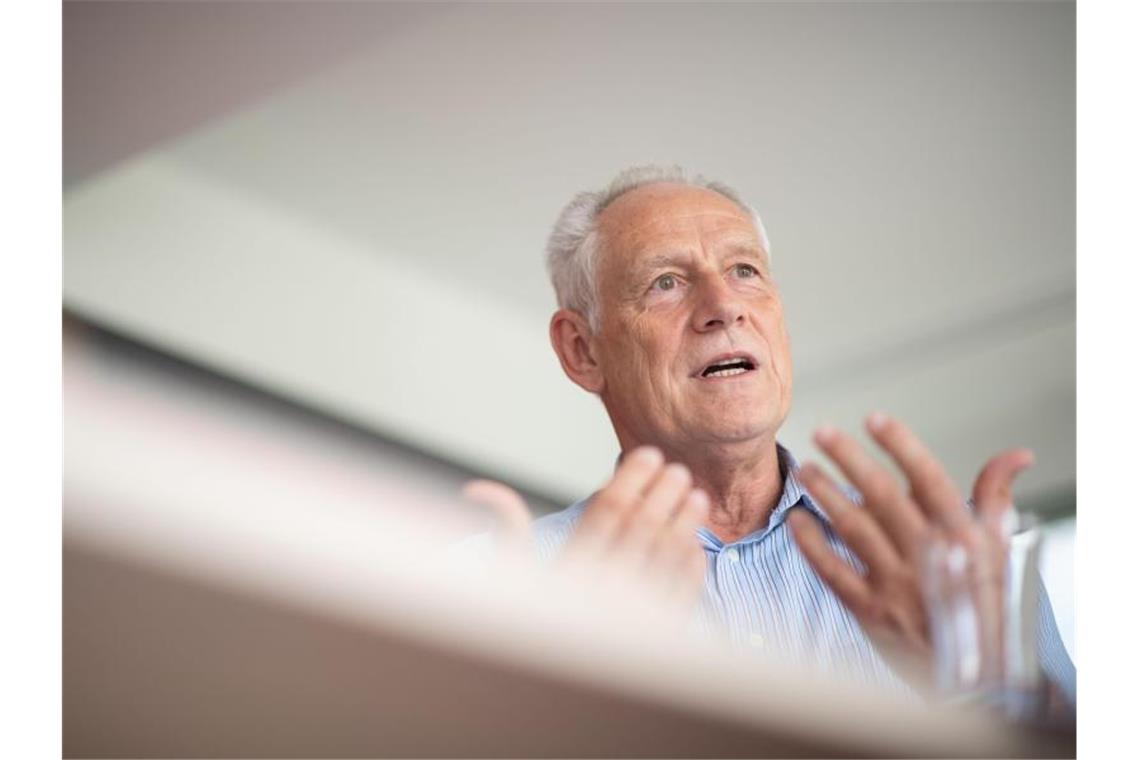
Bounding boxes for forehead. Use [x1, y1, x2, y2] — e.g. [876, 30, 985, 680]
[596, 183, 760, 271]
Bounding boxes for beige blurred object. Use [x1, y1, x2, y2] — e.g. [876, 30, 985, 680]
[63, 320, 1073, 758]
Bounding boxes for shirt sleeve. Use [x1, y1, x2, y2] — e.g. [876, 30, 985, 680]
[1036, 573, 1076, 707]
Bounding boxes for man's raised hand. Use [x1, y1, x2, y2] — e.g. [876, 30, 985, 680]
[563, 446, 709, 608]
[463, 446, 709, 611]
[788, 412, 1033, 689]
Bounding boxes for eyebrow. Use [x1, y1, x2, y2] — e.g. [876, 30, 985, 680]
[724, 243, 767, 261]
[637, 253, 688, 273]
[634, 245, 767, 277]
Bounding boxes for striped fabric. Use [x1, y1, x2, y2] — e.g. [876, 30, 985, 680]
[530, 445, 1076, 704]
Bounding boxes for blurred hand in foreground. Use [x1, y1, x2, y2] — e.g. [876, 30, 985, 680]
[463, 446, 709, 614]
[788, 412, 1034, 692]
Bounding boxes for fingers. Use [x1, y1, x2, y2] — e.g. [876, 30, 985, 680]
[645, 487, 709, 608]
[788, 509, 874, 613]
[968, 448, 1033, 677]
[649, 487, 709, 571]
[797, 462, 903, 578]
[803, 415, 1026, 688]
[811, 425, 929, 560]
[971, 448, 1035, 538]
[618, 462, 694, 561]
[565, 447, 708, 607]
[864, 413, 972, 539]
[571, 446, 665, 556]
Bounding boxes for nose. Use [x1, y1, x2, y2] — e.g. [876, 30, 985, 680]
[690, 275, 746, 333]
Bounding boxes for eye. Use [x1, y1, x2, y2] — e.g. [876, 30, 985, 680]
[733, 263, 759, 278]
[651, 273, 679, 292]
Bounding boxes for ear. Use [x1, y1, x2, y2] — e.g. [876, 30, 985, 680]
[549, 309, 605, 394]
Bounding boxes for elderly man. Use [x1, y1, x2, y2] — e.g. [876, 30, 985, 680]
[469, 166, 1075, 709]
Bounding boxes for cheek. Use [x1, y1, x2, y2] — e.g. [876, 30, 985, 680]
[773, 317, 792, 366]
[772, 318, 794, 393]
[606, 311, 691, 398]
[756, 302, 793, 374]
[604, 325, 656, 386]
[624, 314, 671, 362]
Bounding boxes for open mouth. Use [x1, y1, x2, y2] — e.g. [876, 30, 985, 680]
[699, 355, 757, 378]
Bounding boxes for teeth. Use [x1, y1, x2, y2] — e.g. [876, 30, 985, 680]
[702, 357, 753, 377]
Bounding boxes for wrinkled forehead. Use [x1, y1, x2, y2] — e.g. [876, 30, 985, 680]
[595, 183, 764, 276]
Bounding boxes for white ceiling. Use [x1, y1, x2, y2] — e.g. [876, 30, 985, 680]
[64, 1, 1075, 510]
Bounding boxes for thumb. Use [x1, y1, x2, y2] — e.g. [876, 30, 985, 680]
[462, 479, 534, 549]
[971, 448, 1035, 535]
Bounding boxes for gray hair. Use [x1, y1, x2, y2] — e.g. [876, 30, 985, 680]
[545, 165, 770, 332]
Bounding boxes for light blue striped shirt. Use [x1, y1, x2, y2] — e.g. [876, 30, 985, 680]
[530, 445, 1076, 704]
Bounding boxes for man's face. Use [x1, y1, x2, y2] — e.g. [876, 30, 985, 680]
[590, 183, 793, 452]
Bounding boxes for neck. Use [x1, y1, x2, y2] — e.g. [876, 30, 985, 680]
[620, 435, 785, 544]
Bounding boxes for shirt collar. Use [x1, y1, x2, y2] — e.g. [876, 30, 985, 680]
[773, 443, 829, 526]
[697, 443, 829, 548]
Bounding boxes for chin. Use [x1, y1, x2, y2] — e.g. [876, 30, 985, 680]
[691, 419, 773, 445]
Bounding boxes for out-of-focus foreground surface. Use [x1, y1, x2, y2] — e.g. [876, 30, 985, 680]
[63, 321, 1073, 757]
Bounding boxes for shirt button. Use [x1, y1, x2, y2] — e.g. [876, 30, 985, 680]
[725, 548, 740, 563]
